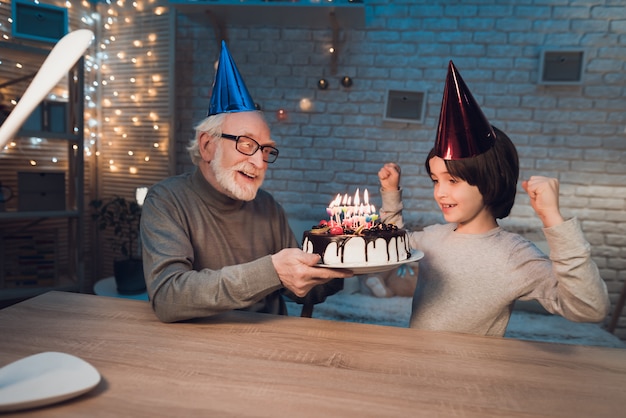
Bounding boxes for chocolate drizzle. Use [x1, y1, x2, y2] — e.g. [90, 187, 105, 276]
[302, 224, 410, 265]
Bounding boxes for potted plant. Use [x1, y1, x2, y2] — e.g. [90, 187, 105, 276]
[90, 196, 145, 295]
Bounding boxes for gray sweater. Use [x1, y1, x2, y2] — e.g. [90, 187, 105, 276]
[381, 189, 610, 336]
[141, 169, 295, 322]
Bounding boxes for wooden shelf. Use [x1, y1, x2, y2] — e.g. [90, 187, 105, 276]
[0, 210, 80, 221]
[169, 0, 366, 29]
[16, 129, 81, 141]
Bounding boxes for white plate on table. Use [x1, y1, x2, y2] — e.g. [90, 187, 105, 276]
[315, 250, 424, 275]
[0, 352, 101, 412]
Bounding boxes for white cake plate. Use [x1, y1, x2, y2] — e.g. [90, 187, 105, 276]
[315, 250, 424, 275]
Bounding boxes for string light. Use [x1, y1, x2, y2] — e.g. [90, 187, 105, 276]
[95, 0, 170, 175]
[299, 98, 313, 111]
[276, 109, 288, 121]
[1, 0, 168, 173]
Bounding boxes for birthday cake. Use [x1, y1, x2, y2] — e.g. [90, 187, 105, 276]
[302, 190, 411, 266]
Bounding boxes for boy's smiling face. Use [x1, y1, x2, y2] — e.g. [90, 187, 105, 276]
[428, 156, 498, 234]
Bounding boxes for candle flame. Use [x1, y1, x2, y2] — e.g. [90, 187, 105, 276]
[326, 188, 379, 231]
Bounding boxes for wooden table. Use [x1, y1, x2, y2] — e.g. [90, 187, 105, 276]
[1, 292, 624, 417]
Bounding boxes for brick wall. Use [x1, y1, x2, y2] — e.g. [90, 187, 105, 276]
[173, 0, 626, 339]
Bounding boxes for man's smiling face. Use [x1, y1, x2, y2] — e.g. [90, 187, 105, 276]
[200, 111, 274, 201]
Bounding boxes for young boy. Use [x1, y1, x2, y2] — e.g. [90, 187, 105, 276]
[377, 61, 610, 336]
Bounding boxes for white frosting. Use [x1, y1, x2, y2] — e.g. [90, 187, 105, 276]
[303, 233, 410, 266]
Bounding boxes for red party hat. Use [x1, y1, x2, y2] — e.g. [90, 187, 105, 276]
[434, 61, 495, 160]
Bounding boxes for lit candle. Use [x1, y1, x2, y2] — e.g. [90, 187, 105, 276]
[363, 189, 371, 214]
[341, 193, 349, 226]
[343, 195, 351, 222]
[335, 194, 343, 224]
[327, 193, 339, 223]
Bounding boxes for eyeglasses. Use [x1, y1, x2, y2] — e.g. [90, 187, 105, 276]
[220, 133, 280, 163]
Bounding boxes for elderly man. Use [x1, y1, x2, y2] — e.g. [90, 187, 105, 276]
[141, 41, 350, 322]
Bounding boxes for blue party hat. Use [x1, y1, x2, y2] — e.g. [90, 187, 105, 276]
[434, 61, 495, 160]
[207, 41, 256, 116]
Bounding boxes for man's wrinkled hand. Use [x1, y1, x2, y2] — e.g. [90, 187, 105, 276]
[272, 248, 352, 297]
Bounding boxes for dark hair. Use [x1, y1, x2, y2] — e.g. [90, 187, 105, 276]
[425, 126, 519, 219]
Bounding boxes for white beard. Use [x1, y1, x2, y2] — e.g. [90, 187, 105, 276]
[211, 143, 264, 201]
